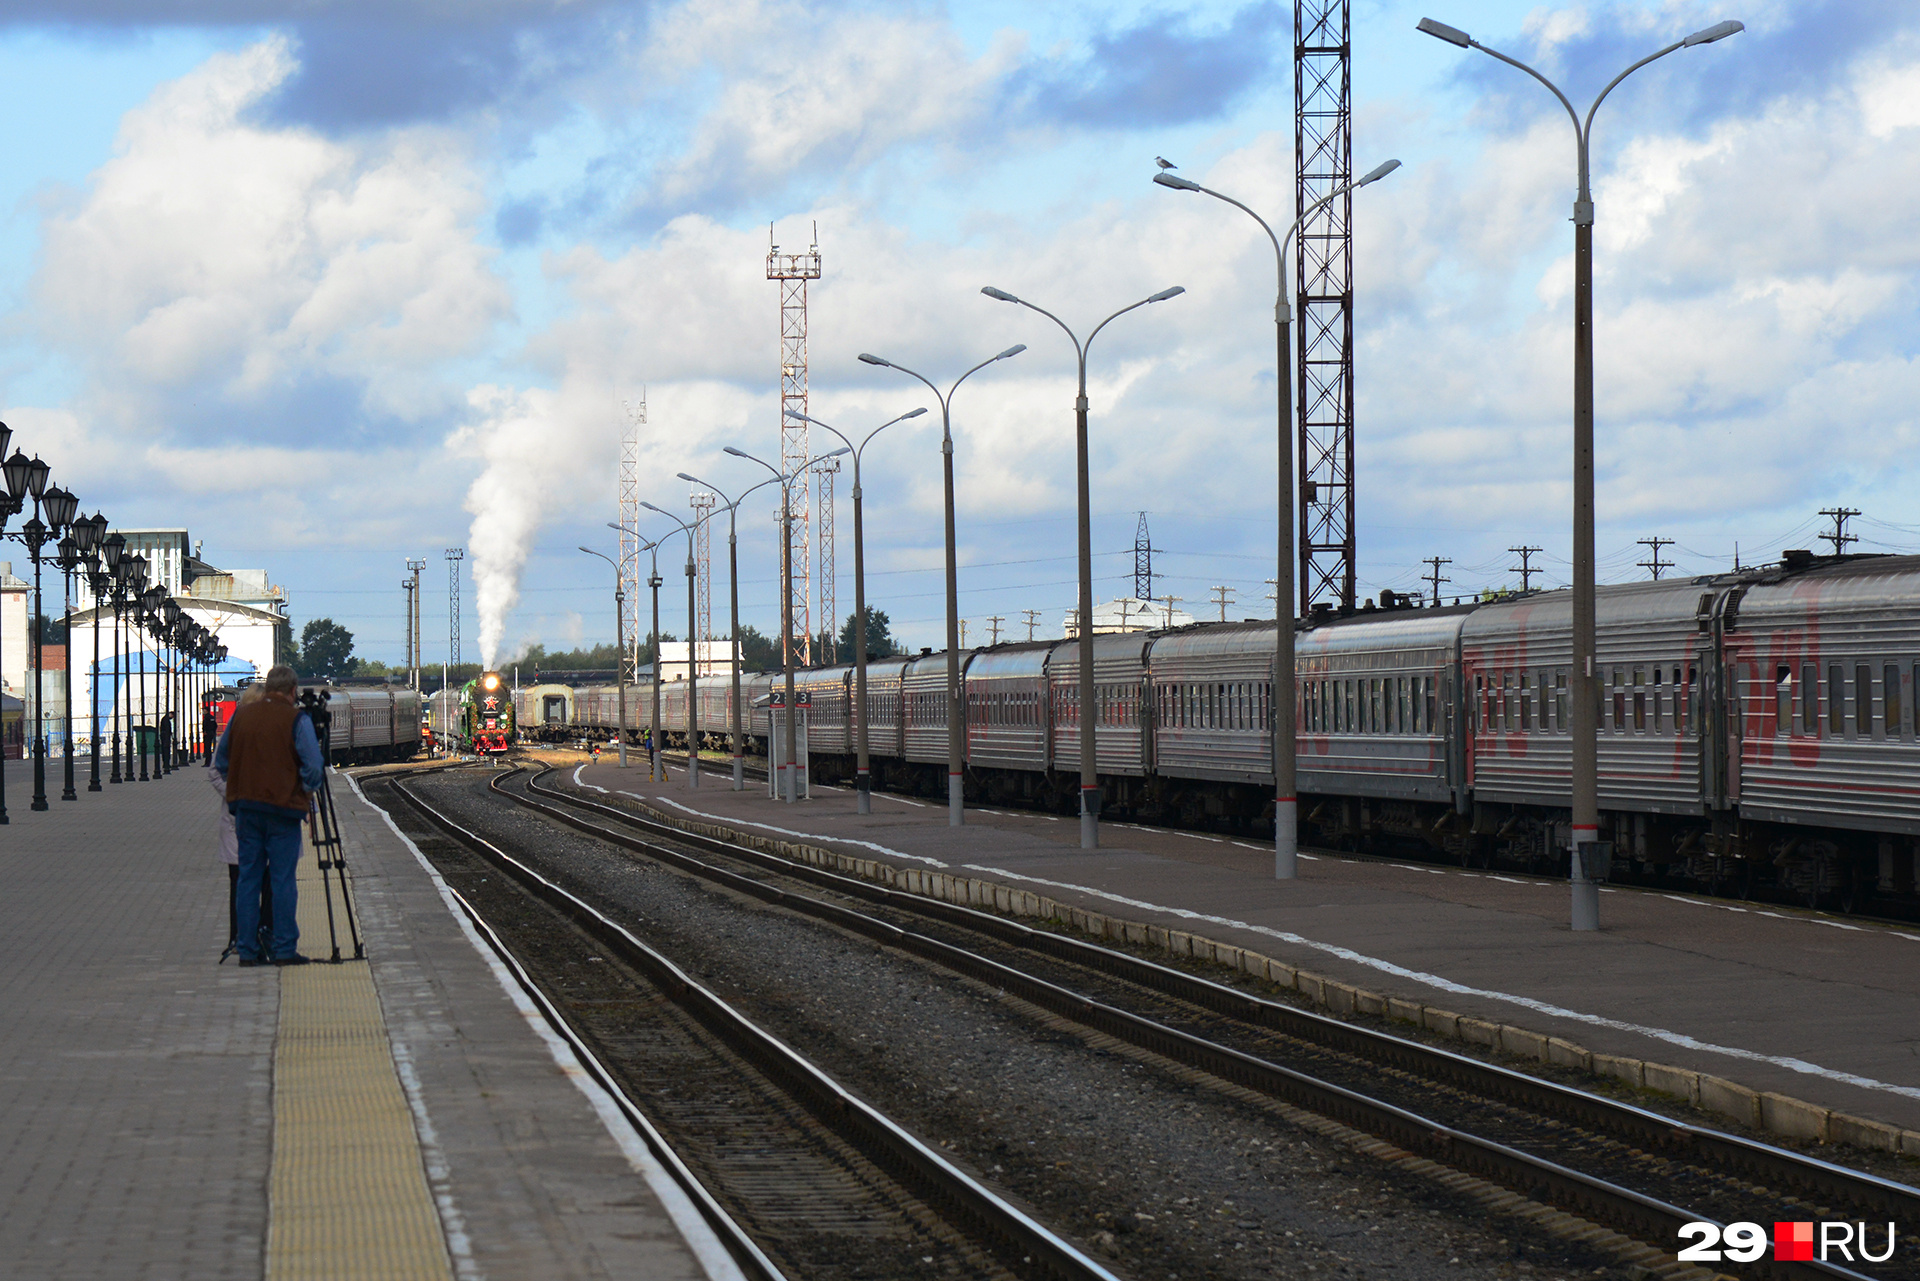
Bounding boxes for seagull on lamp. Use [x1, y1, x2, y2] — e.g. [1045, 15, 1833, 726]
[1155, 156, 1177, 169]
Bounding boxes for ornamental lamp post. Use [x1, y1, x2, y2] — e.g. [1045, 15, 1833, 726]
[55, 528, 79, 801]
[103, 534, 126, 783]
[856, 345, 1025, 827]
[1417, 12, 1742, 931]
[1152, 156, 1400, 878]
[162, 598, 182, 768]
[75, 511, 105, 791]
[782, 405, 928, 814]
[975, 285, 1186, 850]
[0, 443, 28, 825]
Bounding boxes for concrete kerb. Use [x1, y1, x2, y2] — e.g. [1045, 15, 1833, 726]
[590, 786, 1919, 1163]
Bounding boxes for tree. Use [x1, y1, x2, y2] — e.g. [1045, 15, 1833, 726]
[836, 607, 897, 661]
[736, 624, 781, 671]
[297, 618, 358, 680]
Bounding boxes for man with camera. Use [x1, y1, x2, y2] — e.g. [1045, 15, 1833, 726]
[212, 664, 325, 967]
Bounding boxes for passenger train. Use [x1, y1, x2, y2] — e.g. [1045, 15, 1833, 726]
[203, 682, 423, 765]
[523, 551, 1920, 913]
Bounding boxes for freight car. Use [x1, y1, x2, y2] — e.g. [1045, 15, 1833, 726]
[561, 552, 1920, 912]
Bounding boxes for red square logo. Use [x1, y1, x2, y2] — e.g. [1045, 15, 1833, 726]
[1775, 1222, 1814, 1262]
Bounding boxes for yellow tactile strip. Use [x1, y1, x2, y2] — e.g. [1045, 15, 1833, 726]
[267, 829, 452, 1281]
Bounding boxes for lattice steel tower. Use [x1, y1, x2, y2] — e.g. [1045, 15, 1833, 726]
[690, 488, 716, 675]
[445, 547, 464, 672]
[1296, 0, 1357, 614]
[1133, 511, 1154, 600]
[620, 394, 645, 683]
[769, 224, 821, 667]
[818, 455, 839, 663]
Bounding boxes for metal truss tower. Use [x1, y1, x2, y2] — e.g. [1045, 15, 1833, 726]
[1296, 0, 1357, 614]
[818, 456, 839, 663]
[620, 394, 646, 683]
[769, 224, 821, 668]
[445, 547, 464, 673]
[1133, 511, 1153, 600]
[690, 488, 716, 675]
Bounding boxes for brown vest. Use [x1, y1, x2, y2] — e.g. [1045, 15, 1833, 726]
[224, 697, 311, 816]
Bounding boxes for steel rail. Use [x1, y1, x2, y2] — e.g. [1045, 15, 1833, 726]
[387, 772, 1122, 1281]
[422, 853, 786, 1281]
[504, 765, 1904, 1281]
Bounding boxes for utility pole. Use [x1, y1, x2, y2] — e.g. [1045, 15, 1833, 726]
[959, 619, 968, 648]
[987, 615, 1003, 646]
[445, 547, 463, 676]
[1210, 584, 1235, 621]
[1509, 545, 1542, 593]
[1422, 556, 1451, 606]
[1636, 536, 1674, 580]
[406, 558, 425, 689]
[1818, 507, 1860, 556]
[1265, 578, 1281, 616]
[402, 574, 415, 688]
[1022, 609, 1040, 641]
[1162, 593, 1183, 628]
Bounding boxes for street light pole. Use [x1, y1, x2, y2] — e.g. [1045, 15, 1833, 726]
[975, 288, 1185, 850]
[580, 544, 642, 768]
[1419, 14, 1742, 930]
[1153, 159, 1400, 877]
[783, 406, 928, 815]
[641, 502, 708, 791]
[723, 446, 849, 803]
[857, 347, 1025, 826]
[674, 472, 788, 792]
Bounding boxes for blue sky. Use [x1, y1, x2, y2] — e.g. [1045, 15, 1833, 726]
[3, 0, 1917, 669]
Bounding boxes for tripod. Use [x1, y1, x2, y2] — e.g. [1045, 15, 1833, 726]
[299, 689, 364, 964]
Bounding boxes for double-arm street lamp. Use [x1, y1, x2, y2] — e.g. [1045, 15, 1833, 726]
[856, 345, 1025, 827]
[975, 286, 1185, 850]
[579, 544, 637, 768]
[601, 527, 669, 776]
[76, 512, 107, 791]
[1153, 157, 1400, 878]
[673, 470, 789, 792]
[1418, 14, 1742, 930]
[722, 444, 849, 803]
[783, 406, 928, 814]
[640, 500, 711, 791]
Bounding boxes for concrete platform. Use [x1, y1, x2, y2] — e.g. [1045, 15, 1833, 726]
[0, 761, 731, 1280]
[572, 751, 1920, 1139]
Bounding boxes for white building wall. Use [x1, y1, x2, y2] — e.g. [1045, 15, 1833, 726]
[69, 599, 280, 744]
[0, 562, 24, 705]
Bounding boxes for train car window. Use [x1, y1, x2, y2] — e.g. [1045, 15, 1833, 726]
[1472, 674, 1483, 733]
[1885, 664, 1901, 739]
[1829, 664, 1845, 736]
[1632, 669, 1646, 732]
[1652, 670, 1665, 732]
[1346, 679, 1357, 733]
[1514, 673, 1528, 730]
[1607, 669, 1622, 731]
[1913, 662, 1920, 738]
[1857, 664, 1873, 737]
[1796, 663, 1813, 735]
[1370, 678, 1381, 734]
[1774, 667, 1792, 736]
[1553, 670, 1566, 732]
[1410, 677, 1423, 734]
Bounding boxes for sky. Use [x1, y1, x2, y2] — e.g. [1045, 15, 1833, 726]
[1, 0, 1916, 670]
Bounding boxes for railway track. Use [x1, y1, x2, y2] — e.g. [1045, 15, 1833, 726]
[374, 771, 1120, 1281]
[495, 761, 1917, 1281]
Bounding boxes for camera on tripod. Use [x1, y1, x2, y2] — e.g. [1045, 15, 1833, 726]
[295, 685, 363, 964]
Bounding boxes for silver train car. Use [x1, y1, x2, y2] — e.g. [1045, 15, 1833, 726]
[550, 552, 1920, 912]
[304, 684, 422, 765]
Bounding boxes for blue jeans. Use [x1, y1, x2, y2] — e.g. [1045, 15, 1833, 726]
[235, 808, 303, 960]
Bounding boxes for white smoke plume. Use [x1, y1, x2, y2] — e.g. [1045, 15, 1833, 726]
[458, 384, 563, 671]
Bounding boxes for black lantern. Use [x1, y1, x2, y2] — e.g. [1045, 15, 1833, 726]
[20, 513, 47, 555]
[75, 511, 103, 556]
[25, 455, 48, 502]
[102, 531, 125, 573]
[43, 484, 77, 531]
[56, 533, 78, 572]
[0, 421, 10, 460]
[162, 599, 181, 627]
[2, 450, 30, 502]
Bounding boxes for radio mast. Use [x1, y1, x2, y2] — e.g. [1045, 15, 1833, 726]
[768, 224, 821, 667]
[690, 488, 716, 675]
